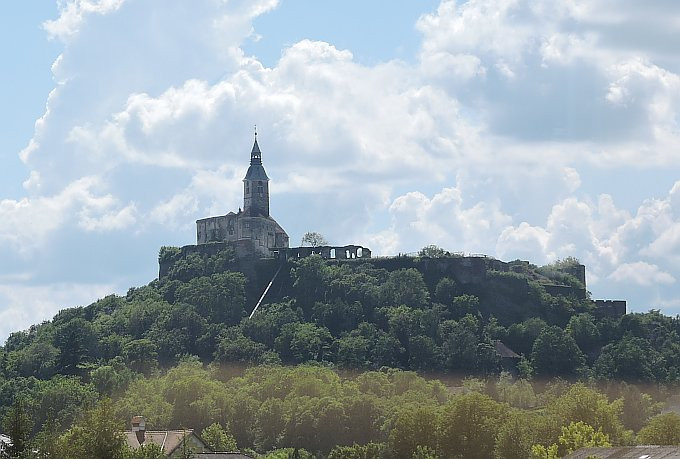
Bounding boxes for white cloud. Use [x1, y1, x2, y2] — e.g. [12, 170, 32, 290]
[0, 177, 136, 252]
[78, 202, 138, 232]
[149, 193, 198, 229]
[381, 186, 512, 254]
[43, 0, 126, 42]
[497, 222, 552, 264]
[415, 0, 680, 159]
[609, 261, 675, 286]
[0, 282, 117, 340]
[3, 0, 680, 339]
[563, 167, 582, 192]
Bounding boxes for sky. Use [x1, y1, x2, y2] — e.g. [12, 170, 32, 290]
[1, 0, 680, 342]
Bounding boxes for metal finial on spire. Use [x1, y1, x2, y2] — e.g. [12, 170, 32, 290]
[250, 126, 262, 165]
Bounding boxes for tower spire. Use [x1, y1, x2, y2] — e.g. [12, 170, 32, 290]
[250, 125, 262, 165]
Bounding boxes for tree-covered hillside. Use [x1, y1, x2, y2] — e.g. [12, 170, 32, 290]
[2, 246, 674, 382]
[3, 246, 680, 457]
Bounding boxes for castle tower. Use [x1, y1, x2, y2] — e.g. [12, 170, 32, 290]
[243, 132, 270, 217]
[196, 130, 288, 255]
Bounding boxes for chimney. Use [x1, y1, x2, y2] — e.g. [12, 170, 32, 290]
[131, 416, 146, 444]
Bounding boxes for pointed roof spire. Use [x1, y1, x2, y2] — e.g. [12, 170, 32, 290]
[250, 124, 262, 165]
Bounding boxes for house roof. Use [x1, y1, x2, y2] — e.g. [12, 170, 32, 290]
[124, 430, 207, 455]
[194, 454, 253, 459]
[494, 340, 521, 359]
[0, 434, 11, 454]
[565, 446, 680, 458]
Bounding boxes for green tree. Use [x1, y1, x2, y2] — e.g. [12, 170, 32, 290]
[53, 318, 97, 375]
[201, 423, 237, 451]
[175, 272, 247, 325]
[439, 392, 507, 459]
[328, 443, 387, 459]
[145, 304, 207, 363]
[127, 443, 165, 459]
[505, 318, 547, 356]
[618, 383, 661, 432]
[32, 415, 61, 459]
[275, 323, 333, 363]
[418, 245, 449, 258]
[312, 300, 363, 336]
[5, 340, 59, 379]
[439, 317, 480, 371]
[241, 301, 301, 347]
[122, 339, 158, 374]
[261, 448, 313, 459]
[546, 384, 626, 444]
[434, 278, 458, 305]
[381, 269, 430, 309]
[637, 413, 680, 445]
[335, 333, 371, 368]
[566, 313, 600, 355]
[557, 421, 611, 455]
[407, 335, 439, 371]
[494, 410, 538, 459]
[90, 363, 135, 397]
[3, 398, 32, 458]
[531, 326, 584, 377]
[301, 232, 328, 247]
[388, 405, 438, 459]
[214, 327, 269, 364]
[412, 445, 439, 459]
[495, 373, 536, 409]
[60, 398, 128, 459]
[33, 376, 98, 437]
[292, 255, 331, 313]
[529, 444, 558, 459]
[254, 398, 286, 452]
[450, 295, 480, 320]
[594, 336, 660, 382]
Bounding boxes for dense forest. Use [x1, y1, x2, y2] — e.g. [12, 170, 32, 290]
[3, 245, 680, 457]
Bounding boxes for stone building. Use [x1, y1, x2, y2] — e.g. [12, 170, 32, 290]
[196, 134, 289, 257]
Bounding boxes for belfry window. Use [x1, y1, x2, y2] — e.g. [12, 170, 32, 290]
[257, 181, 264, 196]
[245, 183, 250, 194]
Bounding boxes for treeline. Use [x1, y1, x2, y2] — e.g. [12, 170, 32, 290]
[3, 248, 680, 385]
[4, 362, 680, 458]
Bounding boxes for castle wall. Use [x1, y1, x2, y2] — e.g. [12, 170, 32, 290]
[593, 299, 627, 318]
[197, 212, 288, 256]
[196, 214, 238, 244]
[280, 245, 371, 261]
[159, 240, 263, 279]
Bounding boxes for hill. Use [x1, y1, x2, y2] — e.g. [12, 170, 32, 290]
[0, 244, 673, 382]
[2, 245, 680, 457]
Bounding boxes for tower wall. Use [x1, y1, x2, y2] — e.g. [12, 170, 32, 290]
[243, 179, 270, 216]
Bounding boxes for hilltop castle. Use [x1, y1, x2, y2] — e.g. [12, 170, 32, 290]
[195, 133, 290, 257]
[160, 133, 624, 318]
